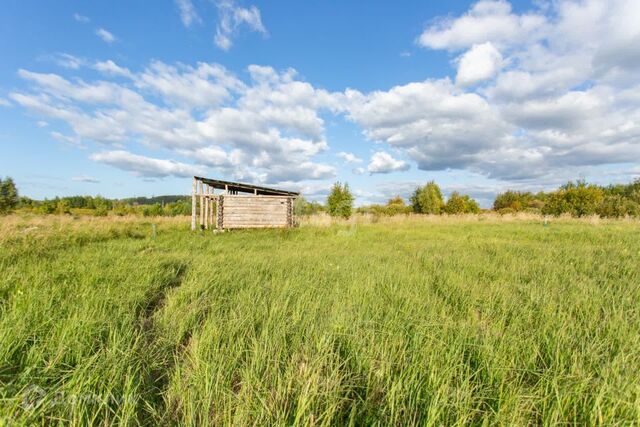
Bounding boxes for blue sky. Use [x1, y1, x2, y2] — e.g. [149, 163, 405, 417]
[1, 0, 639, 206]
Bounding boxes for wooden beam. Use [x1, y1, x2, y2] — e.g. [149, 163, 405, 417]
[204, 183, 209, 229]
[199, 180, 204, 229]
[191, 177, 197, 231]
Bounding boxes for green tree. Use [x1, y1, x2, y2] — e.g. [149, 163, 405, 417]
[326, 182, 354, 219]
[444, 192, 481, 214]
[0, 177, 19, 214]
[542, 181, 604, 217]
[411, 181, 443, 214]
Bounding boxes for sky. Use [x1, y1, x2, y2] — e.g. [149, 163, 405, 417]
[1, 0, 639, 207]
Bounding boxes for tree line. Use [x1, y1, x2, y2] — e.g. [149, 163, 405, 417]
[317, 179, 640, 219]
[2, 176, 640, 219]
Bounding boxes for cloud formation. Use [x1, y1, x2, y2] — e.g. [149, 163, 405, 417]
[175, 0, 201, 27]
[90, 151, 205, 178]
[345, 0, 640, 182]
[214, 0, 267, 50]
[336, 152, 362, 164]
[367, 152, 410, 174]
[11, 61, 338, 185]
[95, 28, 116, 44]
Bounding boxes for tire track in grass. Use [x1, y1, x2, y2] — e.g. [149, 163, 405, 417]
[135, 260, 188, 424]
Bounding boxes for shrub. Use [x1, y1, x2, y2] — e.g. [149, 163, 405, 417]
[493, 191, 533, 211]
[327, 182, 354, 219]
[385, 196, 412, 215]
[411, 181, 443, 214]
[597, 195, 640, 218]
[295, 197, 325, 216]
[542, 181, 604, 217]
[444, 192, 481, 214]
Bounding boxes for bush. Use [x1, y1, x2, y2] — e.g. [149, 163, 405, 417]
[384, 196, 412, 215]
[444, 192, 480, 214]
[295, 197, 325, 216]
[493, 191, 532, 211]
[542, 182, 604, 217]
[327, 182, 354, 219]
[597, 195, 640, 218]
[411, 181, 443, 214]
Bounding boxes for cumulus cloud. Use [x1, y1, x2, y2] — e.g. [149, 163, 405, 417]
[367, 152, 410, 174]
[90, 150, 205, 178]
[175, 0, 201, 27]
[347, 0, 640, 182]
[10, 0, 640, 191]
[337, 151, 362, 163]
[12, 62, 338, 185]
[418, 0, 547, 50]
[456, 42, 503, 86]
[95, 28, 116, 44]
[214, 0, 267, 50]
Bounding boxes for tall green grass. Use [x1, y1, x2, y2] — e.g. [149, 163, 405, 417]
[0, 216, 639, 425]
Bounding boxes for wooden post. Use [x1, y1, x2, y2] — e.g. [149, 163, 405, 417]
[217, 195, 223, 230]
[199, 180, 204, 229]
[210, 188, 216, 229]
[191, 177, 197, 231]
[204, 184, 209, 229]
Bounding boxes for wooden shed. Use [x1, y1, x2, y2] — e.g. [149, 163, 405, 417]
[191, 176, 299, 230]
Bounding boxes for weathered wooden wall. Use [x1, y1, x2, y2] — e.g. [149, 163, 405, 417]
[219, 195, 293, 229]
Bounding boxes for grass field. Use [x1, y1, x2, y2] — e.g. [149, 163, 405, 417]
[0, 214, 639, 425]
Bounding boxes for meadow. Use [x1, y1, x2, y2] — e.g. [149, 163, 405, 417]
[0, 214, 639, 425]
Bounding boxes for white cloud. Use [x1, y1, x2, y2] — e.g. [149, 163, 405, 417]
[367, 152, 410, 174]
[95, 28, 116, 44]
[336, 151, 362, 163]
[13, 62, 338, 184]
[73, 13, 90, 23]
[456, 42, 503, 86]
[72, 175, 100, 183]
[53, 53, 85, 70]
[214, 0, 267, 51]
[175, 0, 201, 27]
[90, 150, 205, 178]
[94, 60, 132, 78]
[36, 120, 48, 127]
[51, 131, 82, 147]
[0, 98, 10, 107]
[418, 0, 547, 50]
[11, 0, 640, 188]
